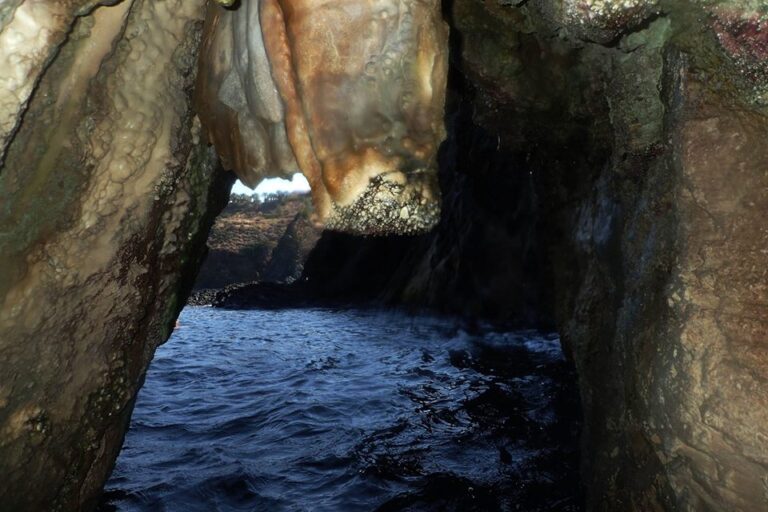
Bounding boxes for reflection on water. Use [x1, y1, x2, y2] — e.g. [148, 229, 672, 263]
[99, 307, 582, 511]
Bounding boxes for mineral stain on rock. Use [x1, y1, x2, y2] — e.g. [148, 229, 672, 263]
[195, 0, 448, 232]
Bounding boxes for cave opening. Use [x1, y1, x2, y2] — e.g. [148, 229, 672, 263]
[97, 0, 591, 508]
[0, 0, 606, 506]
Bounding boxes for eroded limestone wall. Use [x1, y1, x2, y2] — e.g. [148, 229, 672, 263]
[0, 1, 233, 509]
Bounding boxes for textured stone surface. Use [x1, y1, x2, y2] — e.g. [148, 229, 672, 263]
[195, 0, 448, 233]
[433, 3, 768, 509]
[0, 1, 233, 509]
[661, 72, 768, 510]
[0, 0, 106, 162]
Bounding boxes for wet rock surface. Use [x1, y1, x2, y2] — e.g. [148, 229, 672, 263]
[0, 1, 232, 509]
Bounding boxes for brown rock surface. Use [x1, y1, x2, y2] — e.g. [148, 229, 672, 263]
[195, 0, 448, 233]
[0, 1, 232, 509]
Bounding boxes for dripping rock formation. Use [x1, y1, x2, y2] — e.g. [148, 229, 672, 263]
[0, 0, 766, 511]
[196, 0, 448, 233]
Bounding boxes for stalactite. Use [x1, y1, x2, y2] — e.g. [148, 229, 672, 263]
[195, 0, 448, 234]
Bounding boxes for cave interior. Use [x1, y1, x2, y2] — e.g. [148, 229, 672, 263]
[0, 0, 766, 510]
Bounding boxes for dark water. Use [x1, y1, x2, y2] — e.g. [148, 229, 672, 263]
[99, 307, 582, 511]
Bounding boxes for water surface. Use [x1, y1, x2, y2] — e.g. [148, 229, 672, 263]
[100, 307, 581, 511]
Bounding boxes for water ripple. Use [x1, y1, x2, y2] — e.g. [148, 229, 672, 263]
[99, 307, 582, 511]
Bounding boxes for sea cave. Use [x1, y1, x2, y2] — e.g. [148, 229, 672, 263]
[0, 0, 766, 510]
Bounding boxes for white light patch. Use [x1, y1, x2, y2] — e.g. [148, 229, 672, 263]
[231, 172, 311, 198]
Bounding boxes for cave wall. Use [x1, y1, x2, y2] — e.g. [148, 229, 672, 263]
[0, 1, 233, 509]
[464, 2, 768, 511]
[451, 3, 768, 509]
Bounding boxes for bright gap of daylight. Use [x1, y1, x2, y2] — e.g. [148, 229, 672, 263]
[232, 172, 310, 198]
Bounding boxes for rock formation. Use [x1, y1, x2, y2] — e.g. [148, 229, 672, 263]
[262, 211, 322, 283]
[192, 192, 316, 291]
[0, 0, 766, 511]
[0, 1, 233, 509]
[195, 0, 449, 233]
[443, 4, 768, 509]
